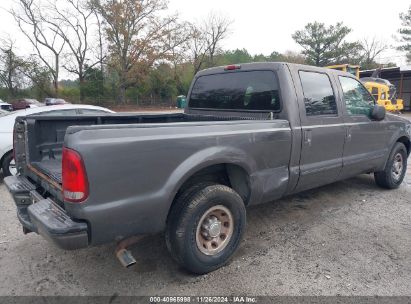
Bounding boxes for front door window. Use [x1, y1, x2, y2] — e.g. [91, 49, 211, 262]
[339, 76, 374, 116]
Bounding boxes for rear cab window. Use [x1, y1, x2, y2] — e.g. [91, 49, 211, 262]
[299, 71, 337, 116]
[189, 71, 281, 111]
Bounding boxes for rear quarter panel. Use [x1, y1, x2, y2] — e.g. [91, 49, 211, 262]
[63, 120, 292, 245]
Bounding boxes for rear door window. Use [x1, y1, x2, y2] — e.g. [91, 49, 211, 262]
[299, 71, 337, 116]
[189, 71, 280, 111]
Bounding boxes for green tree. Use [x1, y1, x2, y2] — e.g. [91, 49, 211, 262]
[21, 58, 53, 99]
[397, 5, 411, 63]
[82, 66, 105, 103]
[216, 49, 253, 65]
[292, 22, 361, 66]
[266, 51, 284, 61]
[149, 63, 177, 101]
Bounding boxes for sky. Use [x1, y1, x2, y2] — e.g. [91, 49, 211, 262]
[0, 0, 410, 79]
[167, 0, 410, 65]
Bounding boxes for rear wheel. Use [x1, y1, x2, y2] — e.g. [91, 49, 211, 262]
[166, 184, 246, 274]
[374, 143, 407, 189]
[2, 152, 16, 177]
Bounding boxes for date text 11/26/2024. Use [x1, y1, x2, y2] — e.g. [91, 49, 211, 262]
[149, 296, 257, 303]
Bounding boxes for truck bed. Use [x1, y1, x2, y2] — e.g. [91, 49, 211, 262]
[20, 112, 274, 188]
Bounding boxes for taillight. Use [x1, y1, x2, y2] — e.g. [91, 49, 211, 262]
[224, 64, 241, 71]
[62, 147, 89, 203]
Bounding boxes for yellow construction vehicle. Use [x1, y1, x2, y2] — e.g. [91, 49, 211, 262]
[361, 77, 403, 112]
[326, 64, 361, 79]
[326, 64, 403, 112]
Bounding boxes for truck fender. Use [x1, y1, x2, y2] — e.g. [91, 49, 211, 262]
[381, 129, 410, 170]
[164, 146, 259, 209]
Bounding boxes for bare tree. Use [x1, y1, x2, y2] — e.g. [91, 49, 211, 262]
[204, 13, 232, 66]
[93, 8, 106, 79]
[163, 21, 191, 92]
[189, 24, 208, 75]
[281, 50, 307, 64]
[47, 0, 101, 102]
[359, 37, 388, 69]
[11, 0, 65, 95]
[91, 0, 189, 103]
[189, 12, 232, 74]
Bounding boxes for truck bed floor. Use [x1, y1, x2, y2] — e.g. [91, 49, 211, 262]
[31, 160, 62, 184]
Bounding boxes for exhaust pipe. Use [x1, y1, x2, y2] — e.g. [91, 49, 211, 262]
[115, 235, 145, 268]
[116, 248, 137, 268]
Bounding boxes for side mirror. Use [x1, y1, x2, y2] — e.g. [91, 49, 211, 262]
[371, 104, 386, 121]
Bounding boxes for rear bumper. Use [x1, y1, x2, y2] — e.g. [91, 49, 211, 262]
[4, 176, 89, 250]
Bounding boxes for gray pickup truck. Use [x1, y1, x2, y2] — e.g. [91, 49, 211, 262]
[5, 62, 411, 274]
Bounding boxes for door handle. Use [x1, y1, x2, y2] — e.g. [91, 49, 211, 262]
[346, 126, 352, 142]
[303, 130, 312, 146]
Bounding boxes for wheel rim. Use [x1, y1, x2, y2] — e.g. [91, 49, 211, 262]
[196, 205, 234, 256]
[9, 158, 17, 176]
[391, 153, 404, 182]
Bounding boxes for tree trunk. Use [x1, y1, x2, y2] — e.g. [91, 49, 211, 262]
[118, 69, 128, 103]
[7, 50, 16, 98]
[53, 53, 59, 96]
[118, 85, 126, 104]
[79, 75, 85, 103]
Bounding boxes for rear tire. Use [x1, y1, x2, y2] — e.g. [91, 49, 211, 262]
[374, 143, 407, 189]
[1, 152, 16, 177]
[166, 184, 246, 274]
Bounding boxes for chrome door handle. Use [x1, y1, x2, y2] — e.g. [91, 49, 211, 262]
[304, 130, 312, 146]
[346, 126, 352, 142]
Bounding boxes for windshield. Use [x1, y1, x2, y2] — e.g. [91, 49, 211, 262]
[0, 104, 13, 111]
[189, 71, 281, 111]
[346, 66, 358, 76]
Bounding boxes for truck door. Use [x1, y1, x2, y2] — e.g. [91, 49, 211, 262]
[336, 76, 391, 178]
[293, 70, 346, 192]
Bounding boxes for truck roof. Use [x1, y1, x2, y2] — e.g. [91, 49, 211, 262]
[196, 62, 355, 78]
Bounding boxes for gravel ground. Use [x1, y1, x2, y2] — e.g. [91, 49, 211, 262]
[0, 112, 410, 296]
[0, 170, 410, 296]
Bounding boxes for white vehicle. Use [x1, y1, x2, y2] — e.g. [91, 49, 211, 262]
[0, 101, 13, 112]
[0, 104, 114, 177]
